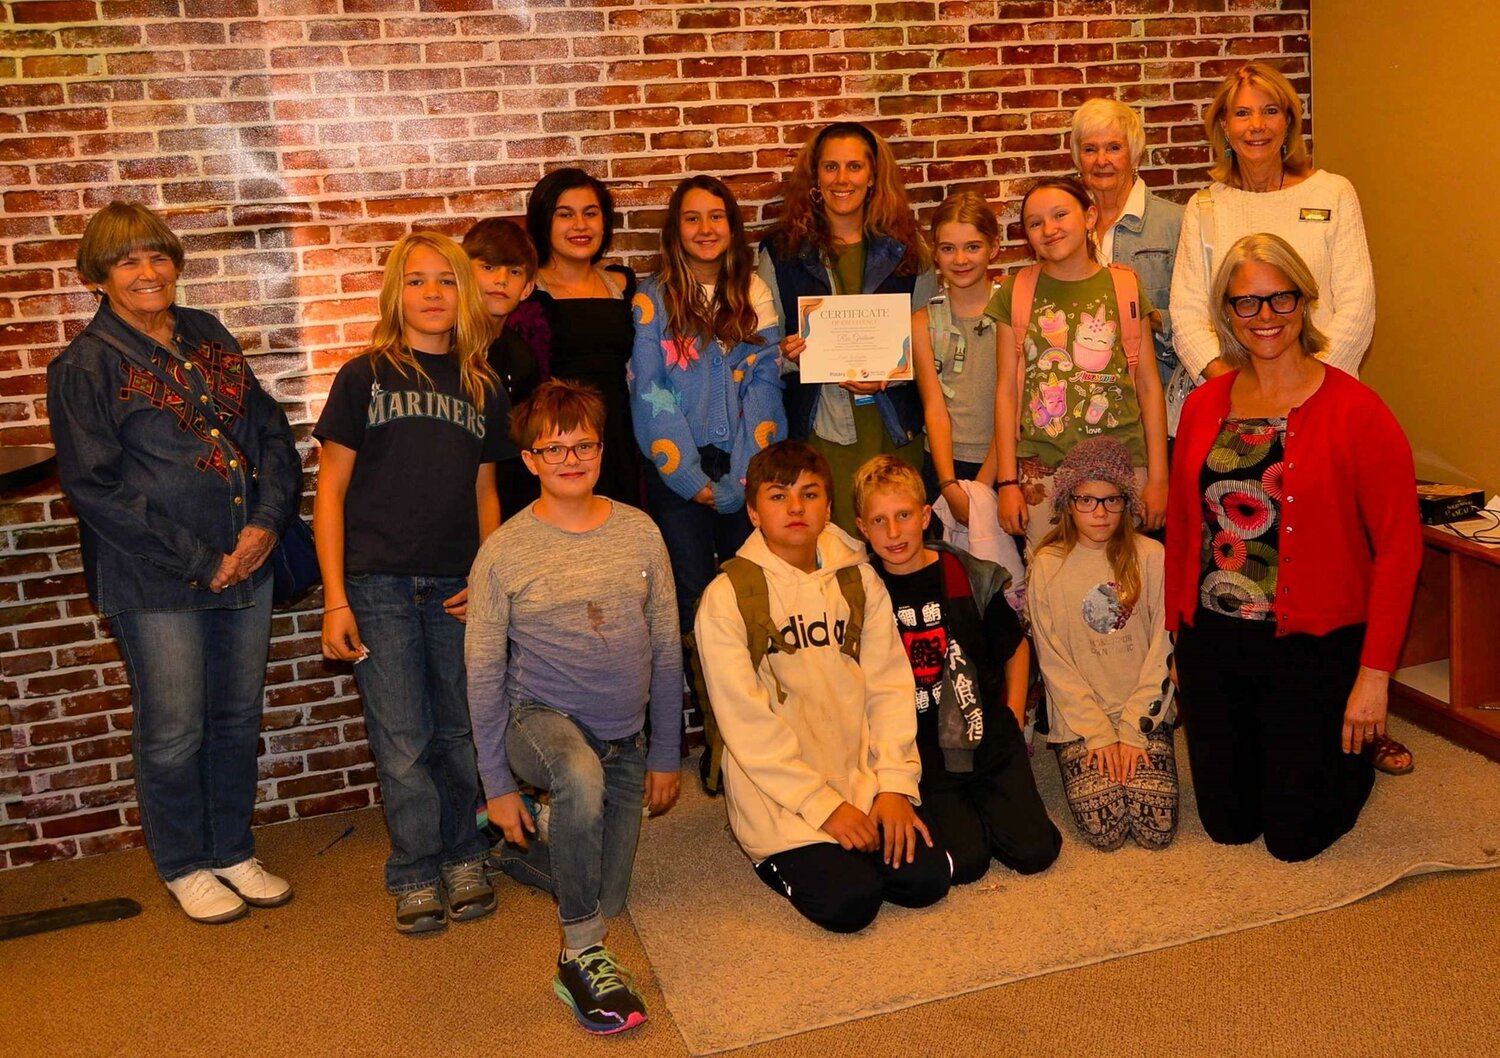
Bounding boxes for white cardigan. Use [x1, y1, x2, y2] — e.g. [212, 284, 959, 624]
[1170, 169, 1376, 380]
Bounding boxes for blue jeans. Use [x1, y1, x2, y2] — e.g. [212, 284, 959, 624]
[346, 574, 487, 893]
[112, 576, 274, 883]
[493, 702, 647, 950]
[644, 461, 752, 632]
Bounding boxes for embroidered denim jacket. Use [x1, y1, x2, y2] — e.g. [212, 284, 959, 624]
[46, 298, 301, 616]
[1112, 190, 1185, 387]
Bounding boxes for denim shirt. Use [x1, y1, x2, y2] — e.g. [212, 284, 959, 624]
[758, 234, 936, 447]
[1112, 190, 1185, 387]
[46, 298, 301, 616]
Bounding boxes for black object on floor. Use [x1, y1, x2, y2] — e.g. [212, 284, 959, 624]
[0, 897, 142, 941]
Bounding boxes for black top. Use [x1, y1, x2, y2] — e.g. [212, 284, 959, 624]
[878, 552, 1025, 774]
[534, 264, 640, 506]
[487, 327, 542, 521]
[314, 352, 514, 577]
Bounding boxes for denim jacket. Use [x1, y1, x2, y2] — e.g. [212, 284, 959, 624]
[46, 298, 301, 616]
[757, 234, 936, 447]
[1112, 190, 1185, 387]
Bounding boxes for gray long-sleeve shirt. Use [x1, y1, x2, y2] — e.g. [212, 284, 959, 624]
[465, 502, 682, 797]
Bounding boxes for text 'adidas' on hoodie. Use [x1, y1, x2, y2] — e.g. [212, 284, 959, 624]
[694, 525, 920, 863]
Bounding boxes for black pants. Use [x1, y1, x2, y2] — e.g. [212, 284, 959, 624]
[918, 714, 1060, 884]
[1176, 609, 1374, 862]
[644, 447, 753, 632]
[755, 833, 952, 934]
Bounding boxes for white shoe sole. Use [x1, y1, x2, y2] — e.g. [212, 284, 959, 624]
[171, 893, 248, 925]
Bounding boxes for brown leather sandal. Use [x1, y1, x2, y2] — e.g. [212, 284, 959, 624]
[1372, 733, 1415, 776]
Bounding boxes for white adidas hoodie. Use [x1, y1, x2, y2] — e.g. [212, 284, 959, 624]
[694, 525, 920, 863]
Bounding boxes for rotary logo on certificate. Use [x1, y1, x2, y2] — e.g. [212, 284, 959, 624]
[795, 294, 913, 384]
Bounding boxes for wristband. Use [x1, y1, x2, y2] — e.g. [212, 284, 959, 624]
[935, 478, 959, 491]
[325, 604, 351, 614]
[995, 478, 1020, 490]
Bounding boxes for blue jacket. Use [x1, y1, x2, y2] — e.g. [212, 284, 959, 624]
[1112, 189, 1185, 387]
[757, 233, 933, 447]
[46, 298, 301, 616]
[629, 275, 785, 513]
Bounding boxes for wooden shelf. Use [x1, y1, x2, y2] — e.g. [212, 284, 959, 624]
[1390, 527, 1500, 761]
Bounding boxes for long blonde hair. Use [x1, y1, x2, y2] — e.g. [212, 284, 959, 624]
[1036, 495, 1143, 612]
[368, 231, 498, 409]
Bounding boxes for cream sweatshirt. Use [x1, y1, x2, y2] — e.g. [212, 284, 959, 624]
[1028, 536, 1175, 752]
[1170, 170, 1375, 380]
[693, 526, 920, 863]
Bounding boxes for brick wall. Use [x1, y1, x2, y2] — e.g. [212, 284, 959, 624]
[0, 0, 1311, 869]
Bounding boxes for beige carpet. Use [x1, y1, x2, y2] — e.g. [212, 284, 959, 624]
[629, 719, 1500, 1055]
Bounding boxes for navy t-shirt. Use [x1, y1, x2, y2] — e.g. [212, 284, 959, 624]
[314, 351, 515, 576]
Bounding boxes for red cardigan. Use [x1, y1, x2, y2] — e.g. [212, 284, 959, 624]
[1165, 368, 1423, 671]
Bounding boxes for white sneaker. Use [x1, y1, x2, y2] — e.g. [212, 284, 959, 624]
[167, 870, 248, 924]
[213, 857, 293, 907]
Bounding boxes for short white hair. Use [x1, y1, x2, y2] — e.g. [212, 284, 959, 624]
[1069, 97, 1146, 171]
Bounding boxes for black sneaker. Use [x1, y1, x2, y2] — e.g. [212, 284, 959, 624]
[552, 945, 648, 1034]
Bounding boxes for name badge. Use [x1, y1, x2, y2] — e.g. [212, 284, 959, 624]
[1299, 208, 1331, 223]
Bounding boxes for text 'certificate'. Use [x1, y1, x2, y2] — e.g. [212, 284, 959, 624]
[796, 294, 913, 384]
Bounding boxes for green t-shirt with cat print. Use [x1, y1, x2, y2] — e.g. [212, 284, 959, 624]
[987, 267, 1153, 469]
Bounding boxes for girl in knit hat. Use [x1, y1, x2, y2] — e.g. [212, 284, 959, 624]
[1026, 436, 1179, 850]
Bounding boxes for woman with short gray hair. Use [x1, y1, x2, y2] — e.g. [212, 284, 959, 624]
[47, 202, 301, 923]
[1070, 97, 1185, 391]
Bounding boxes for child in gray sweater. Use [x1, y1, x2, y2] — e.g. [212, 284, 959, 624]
[466, 379, 680, 1036]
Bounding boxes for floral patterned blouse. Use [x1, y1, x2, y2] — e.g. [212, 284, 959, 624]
[1198, 416, 1287, 621]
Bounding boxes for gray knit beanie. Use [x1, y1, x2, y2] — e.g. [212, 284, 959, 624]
[1049, 437, 1143, 524]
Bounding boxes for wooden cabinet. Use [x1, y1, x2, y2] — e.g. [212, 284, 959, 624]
[1391, 527, 1500, 761]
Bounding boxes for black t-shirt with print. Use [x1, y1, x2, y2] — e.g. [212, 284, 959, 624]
[879, 554, 1027, 772]
[881, 560, 954, 766]
[314, 351, 515, 576]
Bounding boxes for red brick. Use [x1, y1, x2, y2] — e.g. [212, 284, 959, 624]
[12, 1, 98, 22]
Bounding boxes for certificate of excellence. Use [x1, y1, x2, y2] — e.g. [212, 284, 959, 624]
[795, 293, 913, 384]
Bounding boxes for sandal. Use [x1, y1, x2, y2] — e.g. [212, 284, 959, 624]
[1372, 733, 1415, 776]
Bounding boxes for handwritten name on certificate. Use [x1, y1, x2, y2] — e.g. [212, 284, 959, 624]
[796, 294, 913, 384]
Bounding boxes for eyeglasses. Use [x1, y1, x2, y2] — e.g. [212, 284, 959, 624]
[1069, 494, 1126, 513]
[529, 441, 602, 464]
[1225, 289, 1302, 318]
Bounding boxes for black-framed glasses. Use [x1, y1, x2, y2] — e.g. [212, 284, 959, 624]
[1069, 494, 1126, 513]
[530, 441, 602, 464]
[1225, 289, 1302, 318]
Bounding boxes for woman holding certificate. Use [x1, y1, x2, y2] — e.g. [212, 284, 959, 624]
[758, 122, 935, 533]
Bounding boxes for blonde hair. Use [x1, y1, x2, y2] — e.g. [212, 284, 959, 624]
[1069, 98, 1146, 171]
[928, 190, 1001, 249]
[852, 454, 926, 519]
[1205, 62, 1313, 188]
[1209, 232, 1328, 366]
[369, 231, 498, 409]
[1036, 494, 1143, 612]
[76, 201, 184, 285]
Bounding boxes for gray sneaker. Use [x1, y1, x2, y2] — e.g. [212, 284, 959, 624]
[394, 886, 447, 935]
[442, 860, 496, 922]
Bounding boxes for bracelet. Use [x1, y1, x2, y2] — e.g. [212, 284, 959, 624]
[995, 478, 1020, 490]
[325, 604, 350, 614]
[935, 478, 959, 491]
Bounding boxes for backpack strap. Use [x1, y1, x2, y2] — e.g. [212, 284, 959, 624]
[833, 565, 865, 663]
[1105, 263, 1143, 372]
[1009, 264, 1042, 438]
[926, 294, 957, 400]
[721, 557, 791, 676]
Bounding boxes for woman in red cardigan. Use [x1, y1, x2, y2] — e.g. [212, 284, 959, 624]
[1165, 233, 1422, 862]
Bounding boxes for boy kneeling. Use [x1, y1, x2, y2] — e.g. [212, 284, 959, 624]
[854, 456, 1061, 884]
[467, 380, 681, 1034]
[694, 441, 951, 933]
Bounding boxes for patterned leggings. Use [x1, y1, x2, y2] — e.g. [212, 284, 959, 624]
[1055, 725, 1179, 851]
